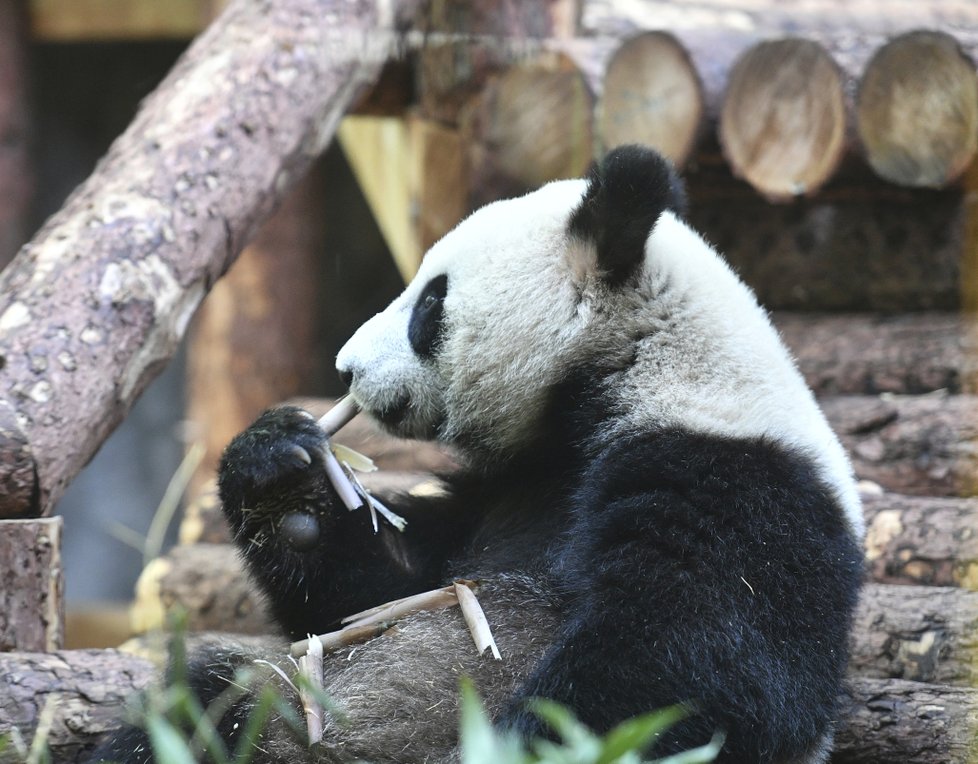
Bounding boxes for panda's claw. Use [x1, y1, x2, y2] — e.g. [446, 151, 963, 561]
[288, 444, 313, 467]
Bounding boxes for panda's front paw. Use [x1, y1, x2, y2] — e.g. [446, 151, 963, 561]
[220, 406, 326, 490]
[218, 406, 332, 537]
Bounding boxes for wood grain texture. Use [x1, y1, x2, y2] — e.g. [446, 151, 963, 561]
[720, 38, 846, 199]
[598, 31, 702, 166]
[857, 31, 978, 188]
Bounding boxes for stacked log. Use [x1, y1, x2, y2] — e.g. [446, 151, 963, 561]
[719, 39, 846, 200]
[597, 32, 702, 166]
[857, 31, 978, 188]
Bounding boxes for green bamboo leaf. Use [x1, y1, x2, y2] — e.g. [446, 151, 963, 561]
[529, 699, 599, 753]
[147, 716, 196, 764]
[597, 706, 687, 764]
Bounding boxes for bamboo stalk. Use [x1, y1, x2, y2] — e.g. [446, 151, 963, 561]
[298, 635, 325, 746]
[454, 582, 501, 660]
[290, 581, 484, 658]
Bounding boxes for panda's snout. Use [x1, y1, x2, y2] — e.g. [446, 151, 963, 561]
[337, 366, 354, 389]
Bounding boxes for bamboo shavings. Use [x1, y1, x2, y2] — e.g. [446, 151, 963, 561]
[298, 635, 325, 746]
[314, 396, 407, 532]
[454, 582, 501, 660]
[289, 581, 501, 661]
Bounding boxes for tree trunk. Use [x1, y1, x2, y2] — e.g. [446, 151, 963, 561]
[582, 0, 978, 113]
[835, 677, 978, 763]
[773, 312, 978, 396]
[851, 584, 978, 686]
[460, 53, 593, 209]
[416, 0, 578, 124]
[0, 518, 63, 652]
[0, 649, 154, 764]
[863, 492, 978, 587]
[0, 0, 409, 518]
[822, 394, 978, 497]
[597, 31, 702, 167]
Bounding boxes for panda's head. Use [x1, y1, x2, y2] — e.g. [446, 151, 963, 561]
[337, 144, 861, 533]
[336, 146, 687, 456]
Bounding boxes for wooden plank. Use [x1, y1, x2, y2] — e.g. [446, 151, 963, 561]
[339, 116, 419, 282]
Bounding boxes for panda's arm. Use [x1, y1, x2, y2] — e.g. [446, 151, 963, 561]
[217, 406, 474, 640]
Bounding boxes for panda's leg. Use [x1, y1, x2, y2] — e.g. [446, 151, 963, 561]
[218, 405, 468, 640]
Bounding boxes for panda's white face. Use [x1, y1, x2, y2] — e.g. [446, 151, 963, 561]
[336, 179, 595, 453]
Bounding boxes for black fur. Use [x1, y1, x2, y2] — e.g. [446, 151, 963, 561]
[408, 274, 448, 359]
[568, 145, 687, 286]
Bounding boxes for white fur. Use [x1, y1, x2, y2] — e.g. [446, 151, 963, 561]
[337, 180, 863, 538]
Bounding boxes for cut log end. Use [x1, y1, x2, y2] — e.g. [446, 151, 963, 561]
[599, 31, 703, 167]
[461, 54, 594, 209]
[720, 38, 846, 201]
[857, 30, 978, 188]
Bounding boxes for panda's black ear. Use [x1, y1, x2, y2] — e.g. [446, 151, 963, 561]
[567, 145, 686, 286]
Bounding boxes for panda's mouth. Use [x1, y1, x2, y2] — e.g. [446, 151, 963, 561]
[373, 393, 411, 429]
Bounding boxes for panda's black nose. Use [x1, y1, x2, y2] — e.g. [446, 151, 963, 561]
[338, 367, 354, 388]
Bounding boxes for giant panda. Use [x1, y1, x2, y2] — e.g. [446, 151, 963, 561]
[95, 145, 864, 763]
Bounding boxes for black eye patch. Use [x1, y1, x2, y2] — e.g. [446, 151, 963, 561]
[408, 274, 448, 359]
